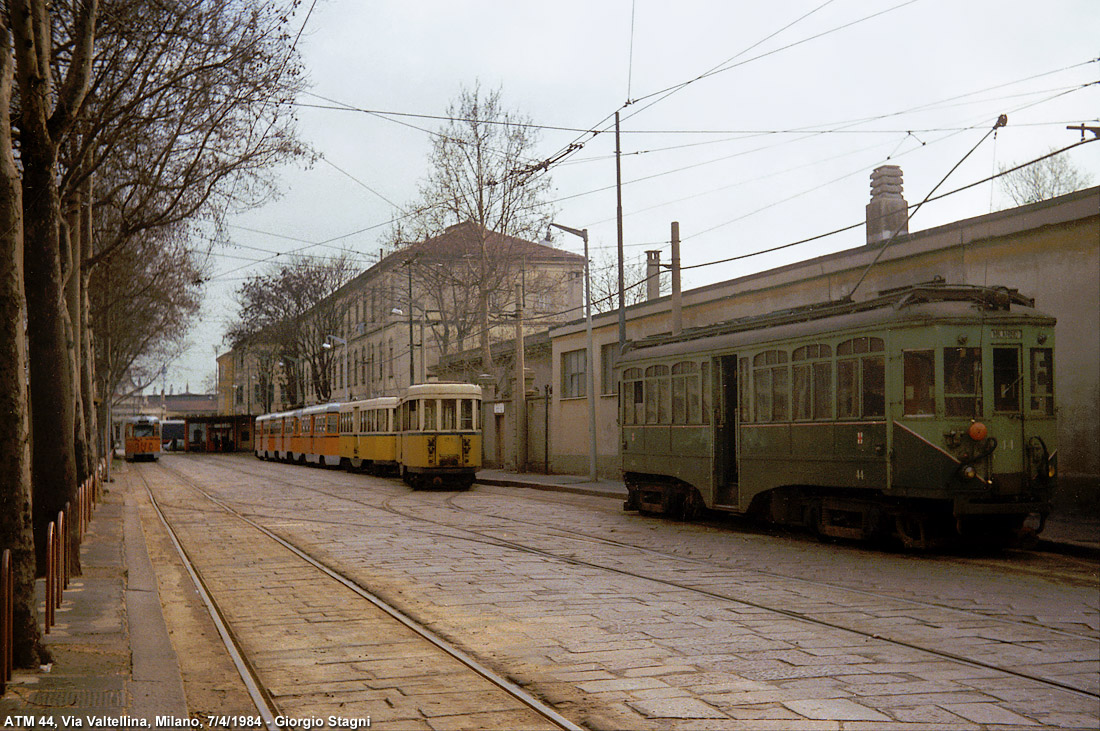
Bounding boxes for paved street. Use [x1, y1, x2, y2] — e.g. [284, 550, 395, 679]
[145, 454, 1099, 730]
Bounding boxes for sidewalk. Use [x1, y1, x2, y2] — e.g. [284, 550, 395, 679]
[0, 468, 187, 724]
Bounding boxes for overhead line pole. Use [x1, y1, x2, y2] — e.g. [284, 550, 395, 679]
[615, 112, 626, 352]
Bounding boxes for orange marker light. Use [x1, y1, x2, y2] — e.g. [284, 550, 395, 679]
[968, 421, 988, 441]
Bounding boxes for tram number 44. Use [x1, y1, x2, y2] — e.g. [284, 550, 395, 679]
[6, 719, 56, 728]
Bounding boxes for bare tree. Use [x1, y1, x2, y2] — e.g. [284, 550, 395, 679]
[227, 255, 358, 407]
[402, 83, 554, 367]
[590, 250, 654, 315]
[0, 12, 44, 667]
[998, 150, 1093, 206]
[78, 0, 309, 466]
[91, 223, 204, 411]
[12, 0, 99, 580]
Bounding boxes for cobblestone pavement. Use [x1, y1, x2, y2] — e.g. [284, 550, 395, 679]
[157, 455, 1099, 730]
[138, 461, 566, 730]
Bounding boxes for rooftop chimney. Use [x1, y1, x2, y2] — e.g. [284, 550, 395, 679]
[645, 250, 662, 301]
[866, 165, 908, 245]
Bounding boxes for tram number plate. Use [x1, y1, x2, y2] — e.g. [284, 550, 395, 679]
[991, 329, 1021, 339]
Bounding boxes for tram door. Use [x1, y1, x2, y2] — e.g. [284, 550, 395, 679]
[713, 355, 739, 506]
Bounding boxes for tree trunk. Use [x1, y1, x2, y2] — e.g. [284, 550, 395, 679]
[0, 20, 46, 667]
[23, 143, 81, 575]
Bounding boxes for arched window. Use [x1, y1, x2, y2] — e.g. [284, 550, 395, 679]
[837, 337, 885, 418]
[672, 361, 704, 424]
[644, 365, 670, 424]
[752, 350, 789, 422]
[622, 367, 643, 425]
[792, 344, 833, 420]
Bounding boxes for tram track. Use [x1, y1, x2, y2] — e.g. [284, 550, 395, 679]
[139, 460, 586, 731]
[188, 455, 1100, 704]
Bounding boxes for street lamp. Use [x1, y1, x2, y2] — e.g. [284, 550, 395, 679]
[323, 334, 349, 401]
[543, 222, 597, 482]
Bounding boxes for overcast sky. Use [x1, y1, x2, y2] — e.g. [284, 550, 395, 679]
[162, 0, 1099, 394]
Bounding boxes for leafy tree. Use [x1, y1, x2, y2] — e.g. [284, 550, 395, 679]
[998, 150, 1093, 206]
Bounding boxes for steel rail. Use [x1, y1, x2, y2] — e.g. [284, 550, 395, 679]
[132, 468, 284, 731]
[153, 460, 585, 731]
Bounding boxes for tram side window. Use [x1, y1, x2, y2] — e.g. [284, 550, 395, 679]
[792, 344, 832, 420]
[753, 350, 788, 422]
[622, 368, 642, 425]
[423, 399, 437, 431]
[460, 399, 475, 430]
[700, 362, 710, 425]
[993, 347, 1021, 412]
[903, 350, 935, 415]
[1029, 348, 1054, 415]
[944, 347, 982, 417]
[837, 337, 885, 418]
[738, 358, 750, 423]
[644, 365, 670, 424]
[327, 414, 338, 433]
[671, 362, 704, 424]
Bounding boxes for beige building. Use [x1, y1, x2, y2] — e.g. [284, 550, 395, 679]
[219, 221, 584, 413]
[550, 180, 1099, 507]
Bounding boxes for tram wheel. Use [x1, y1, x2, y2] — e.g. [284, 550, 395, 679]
[680, 486, 706, 521]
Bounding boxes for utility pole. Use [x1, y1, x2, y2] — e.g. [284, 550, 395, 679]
[615, 111, 626, 353]
[407, 258, 415, 386]
[514, 283, 527, 473]
[671, 221, 683, 336]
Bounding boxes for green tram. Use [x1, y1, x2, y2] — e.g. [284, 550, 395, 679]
[617, 283, 1057, 548]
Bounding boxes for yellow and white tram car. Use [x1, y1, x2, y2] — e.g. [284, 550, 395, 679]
[339, 397, 399, 473]
[396, 383, 482, 489]
[123, 415, 161, 462]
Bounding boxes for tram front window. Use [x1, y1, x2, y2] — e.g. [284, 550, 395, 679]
[944, 347, 982, 417]
[993, 347, 1021, 412]
[134, 424, 155, 438]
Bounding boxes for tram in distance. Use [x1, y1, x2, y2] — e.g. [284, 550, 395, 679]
[123, 415, 161, 462]
[254, 382, 482, 489]
[616, 282, 1058, 548]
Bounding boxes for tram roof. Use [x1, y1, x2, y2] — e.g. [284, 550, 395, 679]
[621, 282, 1054, 364]
[401, 383, 482, 400]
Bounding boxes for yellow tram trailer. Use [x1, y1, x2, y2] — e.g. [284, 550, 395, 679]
[339, 396, 399, 473]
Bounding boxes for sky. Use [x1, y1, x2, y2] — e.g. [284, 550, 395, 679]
[163, 0, 1099, 394]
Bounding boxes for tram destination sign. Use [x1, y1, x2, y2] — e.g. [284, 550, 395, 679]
[990, 329, 1022, 339]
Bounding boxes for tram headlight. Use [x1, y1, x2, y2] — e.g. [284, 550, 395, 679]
[960, 465, 977, 480]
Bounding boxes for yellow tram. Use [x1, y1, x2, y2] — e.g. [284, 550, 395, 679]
[396, 383, 482, 489]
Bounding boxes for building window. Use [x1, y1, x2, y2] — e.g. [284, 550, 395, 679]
[601, 342, 619, 395]
[561, 349, 587, 398]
